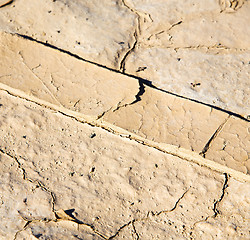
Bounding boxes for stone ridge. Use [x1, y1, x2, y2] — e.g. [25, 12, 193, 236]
[0, 30, 249, 179]
[0, 1, 249, 239]
[0, 83, 249, 183]
[0, 90, 249, 239]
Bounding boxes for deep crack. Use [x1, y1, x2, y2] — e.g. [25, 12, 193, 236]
[213, 173, 229, 218]
[1, 86, 249, 183]
[97, 79, 147, 118]
[0, 0, 13, 8]
[132, 220, 140, 240]
[200, 115, 231, 157]
[12, 33, 249, 122]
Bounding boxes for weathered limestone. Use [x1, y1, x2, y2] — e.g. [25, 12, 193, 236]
[0, 90, 239, 239]
[1, 30, 249, 178]
[121, 0, 250, 117]
[15, 221, 102, 240]
[0, 0, 249, 238]
[117, 177, 250, 239]
[0, 0, 249, 118]
[0, 153, 53, 239]
[0, 0, 136, 69]
[103, 85, 228, 152]
[193, 177, 250, 239]
[205, 116, 250, 174]
[0, 31, 139, 118]
[125, 48, 250, 118]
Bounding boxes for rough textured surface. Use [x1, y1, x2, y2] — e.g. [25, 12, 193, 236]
[0, 0, 136, 69]
[0, 1, 249, 116]
[122, 0, 250, 117]
[1, 90, 249, 239]
[205, 116, 250, 174]
[0, 153, 53, 239]
[0, 0, 249, 238]
[125, 48, 250, 118]
[104, 85, 228, 152]
[0, 31, 139, 118]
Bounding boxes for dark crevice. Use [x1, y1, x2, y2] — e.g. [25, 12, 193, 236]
[110, 79, 146, 114]
[147, 85, 249, 122]
[120, 32, 138, 73]
[130, 79, 145, 105]
[0, 0, 13, 8]
[12, 34, 249, 122]
[200, 115, 230, 158]
[108, 220, 133, 239]
[132, 220, 140, 240]
[213, 173, 229, 218]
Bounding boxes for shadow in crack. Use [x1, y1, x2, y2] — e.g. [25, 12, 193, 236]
[0, 0, 14, 8]
[16, 33, 249, 122]
[55, 209, 85, 225]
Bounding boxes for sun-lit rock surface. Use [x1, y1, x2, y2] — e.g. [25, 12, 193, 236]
[104, 85, 228, 152]
[0, 0, 249, 239]
[0, 0, 136, 69]
[1, 90, 249, 239]
[0, 31, 139, 118]
[205, 116, 250, 174]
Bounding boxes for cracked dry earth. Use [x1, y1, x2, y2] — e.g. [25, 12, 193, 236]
[0, 0, 249, 239]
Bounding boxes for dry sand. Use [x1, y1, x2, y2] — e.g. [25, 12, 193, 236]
[0, 0, 249, 239]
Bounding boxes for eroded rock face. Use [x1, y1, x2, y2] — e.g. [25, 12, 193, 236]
[205, 116, 250, 174]
[125, 48, 250, 117]
[0, 0, 136, 69]
[0, 0, 249, 239]
[122, 0, 250, 117]
[0, 0, 249, 116]
[104, 84, 228, 152]
[0, 31, 139, 119]
[1, 90, 249, 239]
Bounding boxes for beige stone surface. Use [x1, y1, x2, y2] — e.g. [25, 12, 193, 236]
[15, 221, 102, 240]
[0, 0, 249, 117]
[0, 0, 136, 69]
[0, 31, 139, 118]
[125, 48, 250, 117]
[205, 116, 250, 174]
[2, 90, 248, 239]
[117, 177, 250, 239]
[121, 0, 250, 117]
[0, 0, 249, 238]
[0, 153, 53, 239]
[104, 84, 228, 152]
